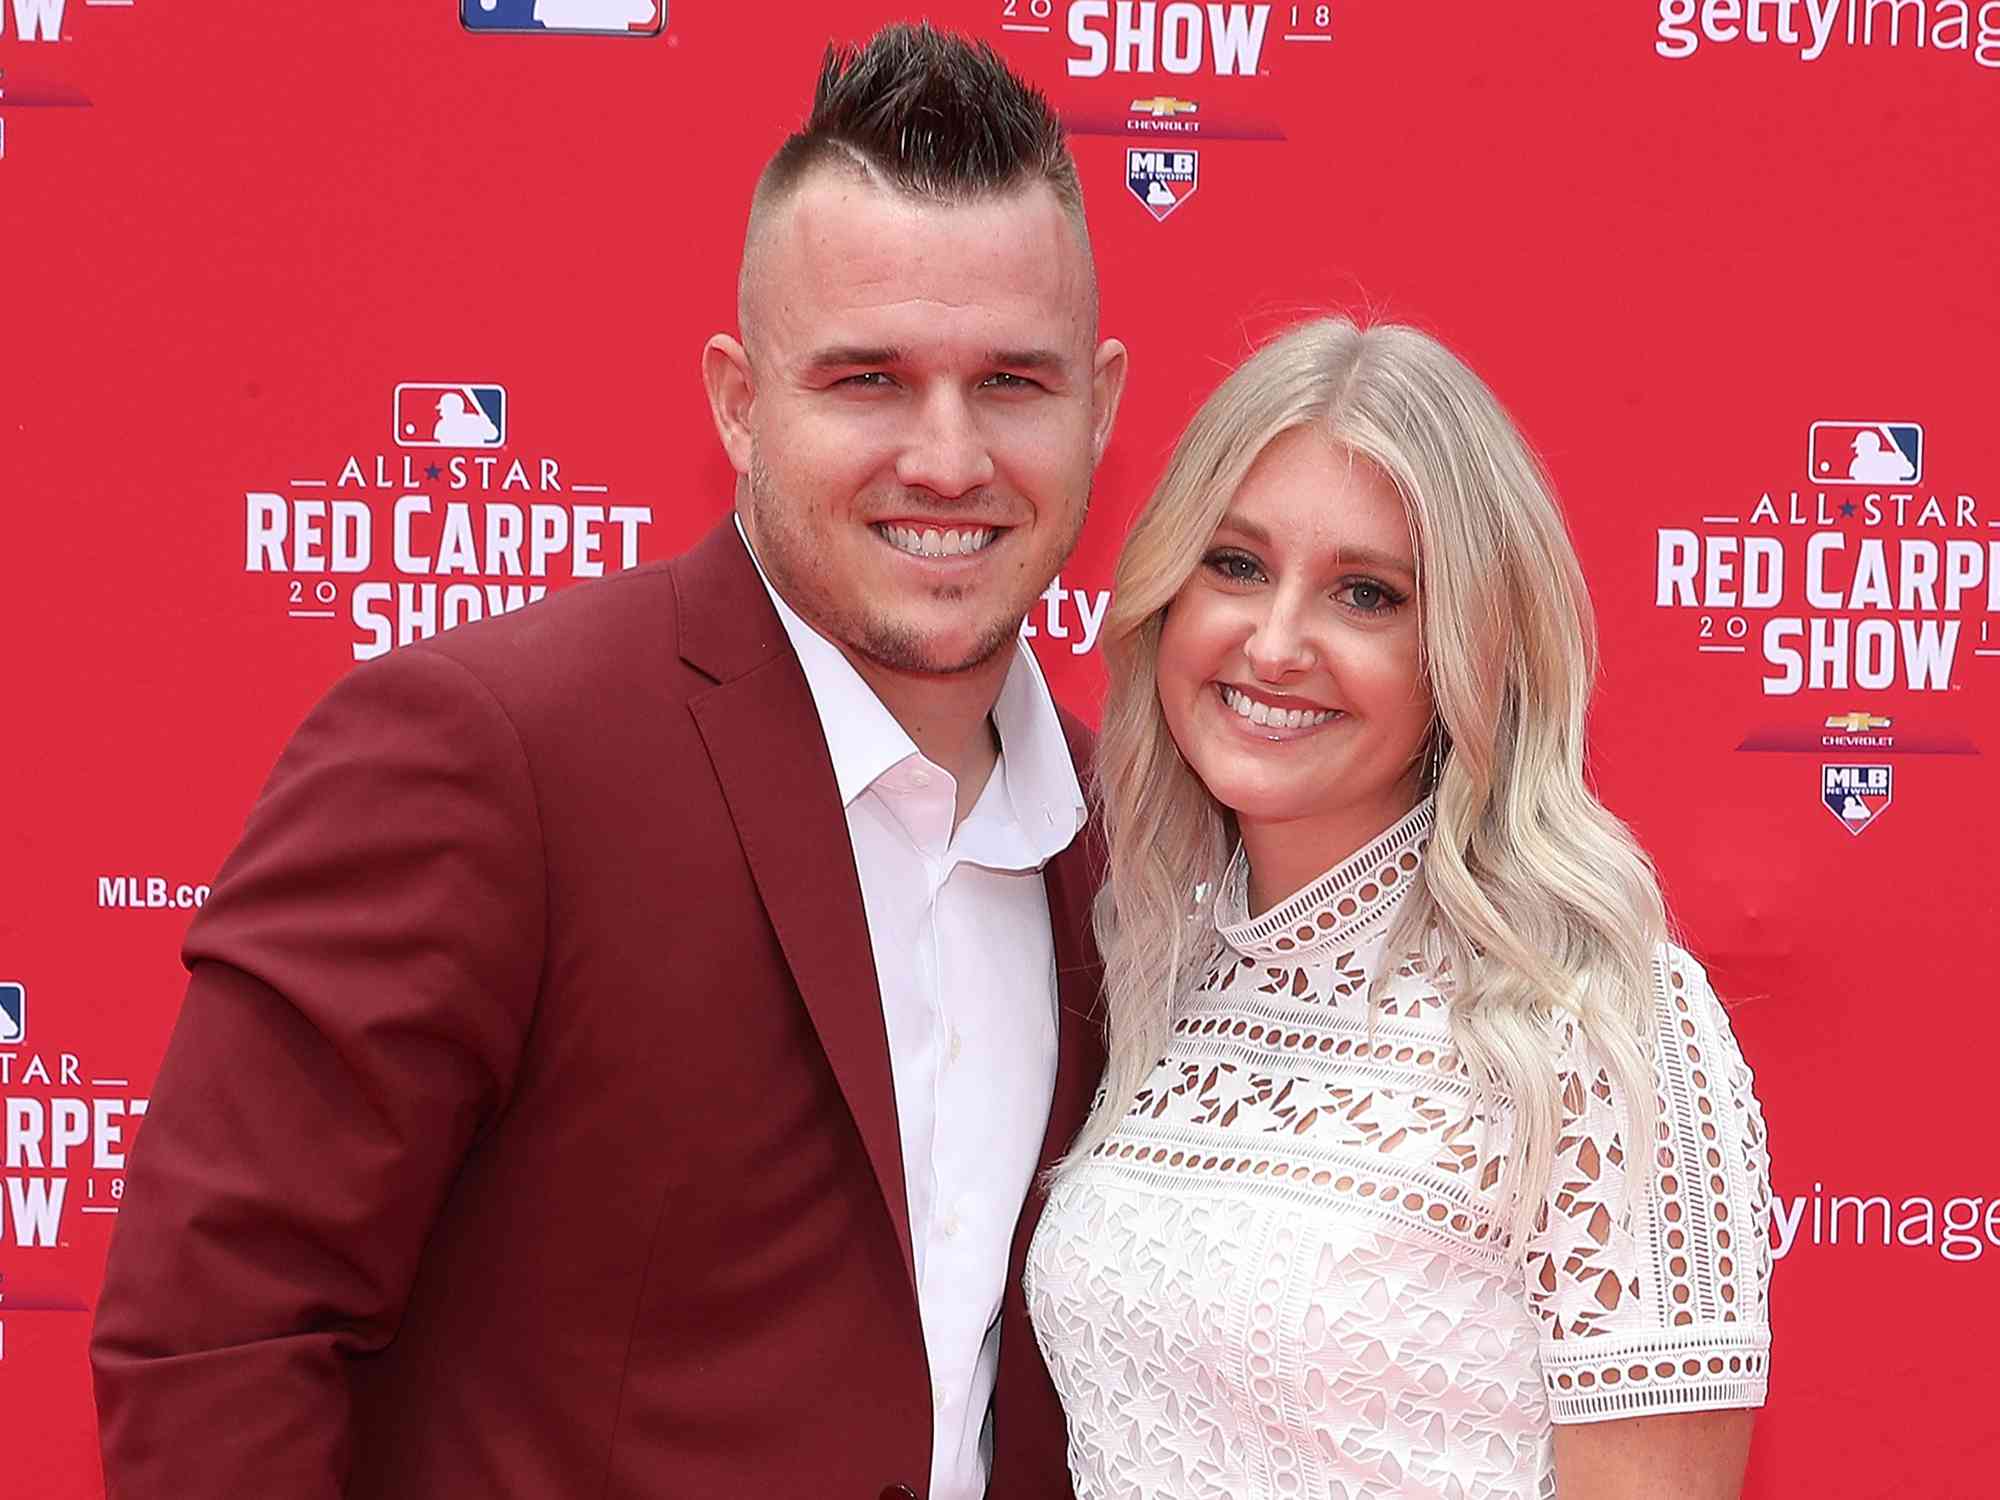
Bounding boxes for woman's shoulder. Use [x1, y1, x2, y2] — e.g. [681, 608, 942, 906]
[1544, 940, 1762, 1140]
[1655, 939, 1715, 995]
[1647, 941, 1750, 1060]
[1648, 939, 1767, 1138]
[1538, 941, 1717, 1065]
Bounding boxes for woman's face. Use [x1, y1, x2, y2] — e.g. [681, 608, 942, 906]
[1155, 427, 1435, 858]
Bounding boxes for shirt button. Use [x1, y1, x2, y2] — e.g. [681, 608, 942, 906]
[948, 1029, 963, 1064]
[942, 1210, 962, 1239]
[933, 1384, 949, 1411]
[910, 768, 931, 788]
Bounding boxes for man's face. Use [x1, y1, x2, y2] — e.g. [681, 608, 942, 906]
[721, 174, 1122, 677]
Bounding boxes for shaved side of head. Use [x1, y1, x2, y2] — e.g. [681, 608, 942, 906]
[737, 22, 1095, 349]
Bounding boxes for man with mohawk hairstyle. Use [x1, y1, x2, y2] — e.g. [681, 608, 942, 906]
[93, 23, 1125, 1500]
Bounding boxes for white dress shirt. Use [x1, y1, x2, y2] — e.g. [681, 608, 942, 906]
[739, 519, 1086, 1500]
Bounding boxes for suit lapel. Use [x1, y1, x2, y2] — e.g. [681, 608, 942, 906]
[1030, 822, 1107, 1185]
[1018, 706, 1109, 1269]
[678, 520, 916, 1296]
[998, 806, 1107, 1327]
[676, 519, 1111, 1301]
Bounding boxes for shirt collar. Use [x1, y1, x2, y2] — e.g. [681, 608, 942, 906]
[735, 516, 1087, 852]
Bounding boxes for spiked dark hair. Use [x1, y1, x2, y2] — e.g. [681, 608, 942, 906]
[753, 21, 1085, 226]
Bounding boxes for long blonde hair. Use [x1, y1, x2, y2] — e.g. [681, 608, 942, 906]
[1072, 317, 1665, 1252]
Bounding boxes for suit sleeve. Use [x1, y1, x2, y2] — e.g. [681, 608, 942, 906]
[89, 646, 546, 1499]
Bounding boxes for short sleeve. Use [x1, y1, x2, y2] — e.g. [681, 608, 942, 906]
[1524, 945, 1773, 1423]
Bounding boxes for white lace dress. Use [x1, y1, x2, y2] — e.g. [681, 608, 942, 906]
[1026, 801, 1772, 1500]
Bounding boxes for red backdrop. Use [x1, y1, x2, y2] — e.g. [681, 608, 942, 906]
[4, 1, 1997, 1494]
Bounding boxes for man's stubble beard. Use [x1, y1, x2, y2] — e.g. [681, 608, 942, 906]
[746, 447, 1087, 677]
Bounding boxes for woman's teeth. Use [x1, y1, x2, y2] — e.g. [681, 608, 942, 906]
[877, 524, 997, 558]
[1219, 684, 1338, 730]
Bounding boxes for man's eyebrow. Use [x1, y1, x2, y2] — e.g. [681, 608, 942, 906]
[805, 345, 905, 371]
[1211, 514, 1416, 577]
[804, 345, 1071, 373]
[990, 347, 1069, 371]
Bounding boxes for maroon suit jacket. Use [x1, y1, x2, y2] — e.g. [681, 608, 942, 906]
[90, 518, 1103, 1500]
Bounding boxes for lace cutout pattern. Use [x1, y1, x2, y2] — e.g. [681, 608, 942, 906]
[1031, 1179, 1559, 1500]
[1531, 949, 1774, 1420]
[1027, 807, 1771, 1497]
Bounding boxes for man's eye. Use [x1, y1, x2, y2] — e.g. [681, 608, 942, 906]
[838, 372, 894, 389]
[984, 372, 1039, 390]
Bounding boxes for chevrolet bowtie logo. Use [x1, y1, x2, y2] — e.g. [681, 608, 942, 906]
[1825, 712, 1893, 732]
[1130, 96, 1198, 118]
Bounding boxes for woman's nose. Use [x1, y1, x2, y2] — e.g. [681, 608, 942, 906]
[1243, 595, 1315, 680]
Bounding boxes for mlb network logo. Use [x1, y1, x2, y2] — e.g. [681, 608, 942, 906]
[1822, 764, 1892, 836]
[0, 982, 23, 1047]
[1127, 148, 1198, 221]
[1808, 421, 1923, 486]
[394, 383, 507, 449]
[461, 0, 666, 34]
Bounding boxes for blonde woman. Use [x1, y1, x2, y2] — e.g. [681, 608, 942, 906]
[1027, 319, 1772, 1500]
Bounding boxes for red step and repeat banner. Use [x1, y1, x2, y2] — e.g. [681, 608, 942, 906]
[4, 1, 1996, 1494]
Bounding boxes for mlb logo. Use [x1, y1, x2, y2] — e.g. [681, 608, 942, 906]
[461, 0, 666, 34]
[1127, 148, 1198, 221]
[1822, 764, 1892, 836]
[394, 383, 508, 449]
[0, 982, 23, 1046]
[1808, 421, 1923, 486]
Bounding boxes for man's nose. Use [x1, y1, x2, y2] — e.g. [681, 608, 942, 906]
[896, 390, 996, 499]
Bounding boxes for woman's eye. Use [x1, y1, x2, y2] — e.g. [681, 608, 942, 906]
[1203, 549, 1264, 583]
[1339, 579, 1404, 613]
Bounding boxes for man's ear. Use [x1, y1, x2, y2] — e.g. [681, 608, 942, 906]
[1089, 337, 1130, 466]
[702, 335, 755, 476]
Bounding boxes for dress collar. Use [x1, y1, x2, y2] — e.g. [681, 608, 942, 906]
[1215, 798, 1435, 960]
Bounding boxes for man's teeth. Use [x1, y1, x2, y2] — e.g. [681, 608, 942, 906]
[878, 524, 997, 558]
[1219, 684, 1338, 730]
